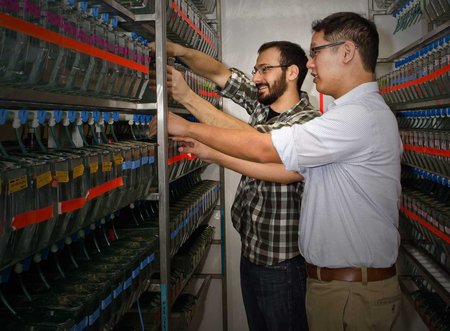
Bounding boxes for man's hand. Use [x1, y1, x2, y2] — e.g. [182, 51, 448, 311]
[171, 137, 217, 164]
[149, 112, 192, 138]
[168, 112, 191, 137]
[167, 65, 193, 104]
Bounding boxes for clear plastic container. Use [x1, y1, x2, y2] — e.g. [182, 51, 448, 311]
[11, 156, 53, 260]
[0, 160, 24, 269]
[118, 32, 138, 99]
[41, 150, 86, 243]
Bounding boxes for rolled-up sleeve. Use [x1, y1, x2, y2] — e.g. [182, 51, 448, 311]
[271, 126, 299, 172]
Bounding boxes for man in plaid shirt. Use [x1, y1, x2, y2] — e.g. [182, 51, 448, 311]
[155, 40, 320, 331]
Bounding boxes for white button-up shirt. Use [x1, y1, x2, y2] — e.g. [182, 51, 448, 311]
[271, 82, 403, 268]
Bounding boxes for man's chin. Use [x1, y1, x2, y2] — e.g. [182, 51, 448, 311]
[258, 96, 275, 105]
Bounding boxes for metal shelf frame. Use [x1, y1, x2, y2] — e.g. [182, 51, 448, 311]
[153, 3, 171, 331]
[99, 0, 156, 22]
[153, 1, 226, 330]
[389, 97, 450, 111]
[0, 0, 226, 329]
[377, 20, 450, 63]
[401, 244, 450, 306]
[0, 86, 157, 112]
[370, 1, 450, 326]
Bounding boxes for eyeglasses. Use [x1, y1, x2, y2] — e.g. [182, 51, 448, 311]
[309, 40, 346, 58]
[251, 64, 290, 76]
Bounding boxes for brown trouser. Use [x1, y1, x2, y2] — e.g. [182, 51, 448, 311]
[306, 275, 401, 331]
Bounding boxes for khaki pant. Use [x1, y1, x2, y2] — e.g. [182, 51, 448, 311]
[306, 276, 401, 331]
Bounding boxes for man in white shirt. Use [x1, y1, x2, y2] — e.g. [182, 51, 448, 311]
[167, 12, 403, 330]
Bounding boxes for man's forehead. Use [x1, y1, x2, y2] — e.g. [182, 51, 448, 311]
[310, 31, 325, 46]
[256, 47, 281, 64]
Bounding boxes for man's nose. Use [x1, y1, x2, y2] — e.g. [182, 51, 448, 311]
[252, 71, 263, 83]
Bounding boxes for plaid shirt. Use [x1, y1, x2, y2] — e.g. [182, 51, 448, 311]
[218, 68, 321, 265]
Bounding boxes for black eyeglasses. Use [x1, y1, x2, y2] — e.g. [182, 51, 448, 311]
[309, 40, 346, 58]
[251, 64, 290, 76]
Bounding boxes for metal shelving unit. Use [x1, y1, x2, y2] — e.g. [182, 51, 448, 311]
[377, 20, 450, 63]
[371, 3, 450, 328]
[152, 1, 227, 330]
[401, 244, 450, 306]
[0, 0, 226, 330]
[390, 97, 450, 111]
[0, 85, 157, 112]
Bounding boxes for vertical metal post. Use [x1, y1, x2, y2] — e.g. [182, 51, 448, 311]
[155, 0, 170, 330]
[215, 1, 228, 330]
[220, 167, 228, 331]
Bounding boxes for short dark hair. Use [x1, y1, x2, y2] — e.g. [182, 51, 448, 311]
[258, 41, 308, 92]
[312, 12, 379, 73]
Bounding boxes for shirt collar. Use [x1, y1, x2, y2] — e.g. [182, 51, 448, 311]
[327, 82, 379, 112]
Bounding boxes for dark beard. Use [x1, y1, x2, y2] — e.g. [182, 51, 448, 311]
[257, 71, 288, 105]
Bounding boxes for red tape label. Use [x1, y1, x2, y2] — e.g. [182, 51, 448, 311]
[12, 206, 54, 230]
[86, 177, 124, 201]
[0, 12, 149, 74]
[168, 153, 197, 165]
[171, 2, 214, 48]
[400, 206, 450, 244]
[380, 64, 450, 94]
[58, 198, 86, 215]
[403, 144, 450, 157]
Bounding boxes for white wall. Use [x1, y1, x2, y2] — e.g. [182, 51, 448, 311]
[220, 1, 368, 331]
[198, 1, 429, 330]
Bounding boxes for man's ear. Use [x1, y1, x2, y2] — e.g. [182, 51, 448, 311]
[287, 64, 299, 81]
[343, 42, 357, 64]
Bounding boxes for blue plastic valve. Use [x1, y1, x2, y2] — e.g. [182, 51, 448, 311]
[93, 111, 100, 123]
[81, 110, 90, 123]
[19, 110, 29, 125]
[0, 109, 8, 125]
[68, 111, 77, 123]
[54, 110, 63, 124]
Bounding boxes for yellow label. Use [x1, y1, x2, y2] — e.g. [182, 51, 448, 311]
[73, 164, 85, 179]
[36, 171, 52, 189]
[56, 171, 69, 183]
[102, 162, 112, 172]
[114, 155, 124, 165]
[89, 162, 98, 174]
[8, 175, 28, 193]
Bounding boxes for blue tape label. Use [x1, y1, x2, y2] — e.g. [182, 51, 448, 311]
[113, 283, 123, 298]
[88, 308, 100, 325]
[101, 293, 113, 310]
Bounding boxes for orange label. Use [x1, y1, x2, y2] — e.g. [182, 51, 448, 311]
[56, 171, 69, 183]
[73, 165, 85, 179]
[114, 155, 124, 165]
[102, 162, 112, 172]
[36, 171, 52, 189]
[8, 175, 28, 193]
[89, 162, 98, 174]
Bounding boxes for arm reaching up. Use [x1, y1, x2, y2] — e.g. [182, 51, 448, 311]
[167, 66, 253, 130]
[148, 41, 231, 88]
